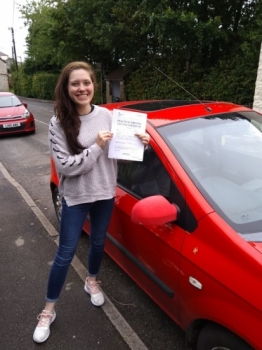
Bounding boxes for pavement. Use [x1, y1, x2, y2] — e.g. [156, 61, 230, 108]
[0, 165, 141, 350]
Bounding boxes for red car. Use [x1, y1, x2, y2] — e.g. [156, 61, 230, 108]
[0, 92, 35, 136]
[50, 99, 262, 350]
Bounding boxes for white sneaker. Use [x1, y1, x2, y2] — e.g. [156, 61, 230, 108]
[84, 278, 104, 306]
[33, 310, 56, 343]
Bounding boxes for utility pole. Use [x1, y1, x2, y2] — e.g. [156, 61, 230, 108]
[100, 61, 103, 104]
[8, 27, 18, 71]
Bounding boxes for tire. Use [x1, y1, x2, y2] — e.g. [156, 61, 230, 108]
[52, 187, 62, 222]
[197, 324, 253, 350]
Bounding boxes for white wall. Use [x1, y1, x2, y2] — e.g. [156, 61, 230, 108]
[0, 60, 9, 91]
[253, 43, 262, 113]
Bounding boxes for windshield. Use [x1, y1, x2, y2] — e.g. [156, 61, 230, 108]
[158, 111, 262, 241]
[0, 95, 22, 108]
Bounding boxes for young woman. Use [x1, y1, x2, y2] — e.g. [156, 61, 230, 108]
[33, 61, 149, 343]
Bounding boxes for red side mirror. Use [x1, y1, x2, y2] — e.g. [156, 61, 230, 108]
[131, 195, 178, 226]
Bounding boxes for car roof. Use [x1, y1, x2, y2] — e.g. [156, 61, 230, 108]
[0, 92, 15, 97]
[103, 99, 251, 127]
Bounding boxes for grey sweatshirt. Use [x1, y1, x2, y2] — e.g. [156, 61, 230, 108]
[49, 105, 117, 206]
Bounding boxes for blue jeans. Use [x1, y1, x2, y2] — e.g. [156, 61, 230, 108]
[46, 197, 115, 302]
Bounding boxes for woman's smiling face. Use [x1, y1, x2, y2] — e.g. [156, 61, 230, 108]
[68, 68, 94, 114]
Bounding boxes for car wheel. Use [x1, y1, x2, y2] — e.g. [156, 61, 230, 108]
[52, 187, 62, 222]
[197, 324, 253, 350]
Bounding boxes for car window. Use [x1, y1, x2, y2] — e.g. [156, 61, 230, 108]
[117, 145, 171, 199]
[0, 96, 22, 108]
[117, 145, 198, 232]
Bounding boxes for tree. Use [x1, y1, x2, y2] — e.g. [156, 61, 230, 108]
[18, 0, 262, 105]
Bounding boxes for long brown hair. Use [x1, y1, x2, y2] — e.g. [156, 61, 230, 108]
[54, 61, 97, 154]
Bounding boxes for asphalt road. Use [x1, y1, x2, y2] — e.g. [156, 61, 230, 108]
[0, 97, 186, 350]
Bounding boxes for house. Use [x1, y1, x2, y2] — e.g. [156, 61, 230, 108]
[0, 50, 9, 61]
[0, 55, 9, 91]
[105, 66, 130, 103]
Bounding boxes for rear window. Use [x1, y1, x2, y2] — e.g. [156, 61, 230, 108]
[120, 100, 205, 112]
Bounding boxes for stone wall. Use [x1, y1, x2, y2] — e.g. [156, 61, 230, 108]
[253, 43, 262, 113]
[0, 59, 9, 91]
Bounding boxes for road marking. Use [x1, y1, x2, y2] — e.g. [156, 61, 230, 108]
[0, 160, 149, 350]
[35, 118, 49, 126]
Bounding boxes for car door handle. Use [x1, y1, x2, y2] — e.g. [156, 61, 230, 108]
[189, 276, 202, 290]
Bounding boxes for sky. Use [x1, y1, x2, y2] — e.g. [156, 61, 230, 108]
[0, 0, 30, 62]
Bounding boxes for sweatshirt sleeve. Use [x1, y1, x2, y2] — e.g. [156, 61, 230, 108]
[49, 116, 103, 177]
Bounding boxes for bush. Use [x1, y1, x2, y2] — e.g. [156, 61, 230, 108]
[12, 68, 59, 99]
[13, 68, 103, 104]
[125, 58, 257, 107]
[32, 73, 59, 100]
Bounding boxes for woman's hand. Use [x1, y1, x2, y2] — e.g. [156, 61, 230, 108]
[96, 130, 113, 148]
[135, 132, 150, 146]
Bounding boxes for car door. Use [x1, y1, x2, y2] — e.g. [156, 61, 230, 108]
[106, 143, 194, 323]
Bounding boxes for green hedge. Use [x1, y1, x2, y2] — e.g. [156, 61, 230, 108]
[12, 69, 59, 100]
[12, 58, 257, 107]
[31, 73, 59, 100]
[125, 56, 258, 107]
[12, 69, 102, 104]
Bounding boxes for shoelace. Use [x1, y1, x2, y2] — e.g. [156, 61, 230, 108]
[37, 311, 54, 327]
[87, 280, 102, 294]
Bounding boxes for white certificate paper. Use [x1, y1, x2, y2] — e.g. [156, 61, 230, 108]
[108, 109, 147, 161]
